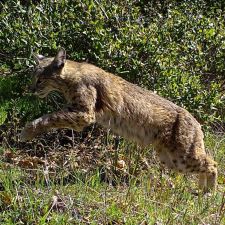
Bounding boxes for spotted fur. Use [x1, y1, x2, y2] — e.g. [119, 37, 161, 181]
[21, 48, 217, 192]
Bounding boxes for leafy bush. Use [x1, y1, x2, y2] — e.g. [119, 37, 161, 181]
[0, 0, 224, 135]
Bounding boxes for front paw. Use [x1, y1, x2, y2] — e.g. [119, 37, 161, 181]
[20, 124, 36, 142]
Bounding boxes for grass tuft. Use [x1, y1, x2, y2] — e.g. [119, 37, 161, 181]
[0, 132, 224, 224]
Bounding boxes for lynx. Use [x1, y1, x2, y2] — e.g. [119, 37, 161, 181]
[21, 48, 218, 191]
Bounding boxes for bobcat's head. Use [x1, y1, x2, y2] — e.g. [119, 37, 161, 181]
[30, 48, 66, 98]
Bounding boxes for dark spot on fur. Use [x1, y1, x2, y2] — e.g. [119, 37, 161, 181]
[145, 130, 148, 136]
[172, 159, 177, 164]
[67, 106, 74, 112]
[188, 141, 195, 154]
[181, 160, 186, 164]
[95, 86, 104, 112]
[161, 161, 165, 164]
[170, 113, 180, 146]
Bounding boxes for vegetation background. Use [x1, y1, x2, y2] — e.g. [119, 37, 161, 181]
[0, 0, 224, 224]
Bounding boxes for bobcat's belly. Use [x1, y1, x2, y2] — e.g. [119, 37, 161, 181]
[97, 114, 158, 146]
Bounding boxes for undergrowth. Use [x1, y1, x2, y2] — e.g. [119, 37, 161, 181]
[0, 1, 225, 224]
[0, 131, 224, 224]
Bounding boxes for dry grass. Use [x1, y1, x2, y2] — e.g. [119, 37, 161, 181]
[0, 129, 224, 224]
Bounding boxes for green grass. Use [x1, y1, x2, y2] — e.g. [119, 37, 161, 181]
[0, 133, 224, 225]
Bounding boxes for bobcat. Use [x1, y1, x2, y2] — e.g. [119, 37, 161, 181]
[21, 48, 218, 191]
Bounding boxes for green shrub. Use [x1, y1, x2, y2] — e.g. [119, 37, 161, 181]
[0, 0, 224, 132]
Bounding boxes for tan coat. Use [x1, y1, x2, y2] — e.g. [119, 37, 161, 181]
[21, 49, 217, 192]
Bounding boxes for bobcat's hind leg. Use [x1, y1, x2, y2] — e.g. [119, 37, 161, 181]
[198, 173, 207, 190]
[166, 148, 218, 192]
[197, 155, 218, 192]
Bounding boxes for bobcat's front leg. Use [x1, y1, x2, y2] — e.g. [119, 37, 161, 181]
[20, 109, 96, 141]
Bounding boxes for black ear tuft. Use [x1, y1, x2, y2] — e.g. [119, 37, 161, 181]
[53, 48, 66, 69]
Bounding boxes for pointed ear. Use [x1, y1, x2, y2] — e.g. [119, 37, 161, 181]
[53, 48, 66, 69]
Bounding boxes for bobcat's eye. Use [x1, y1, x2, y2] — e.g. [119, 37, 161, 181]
[37, 80, 42, 85]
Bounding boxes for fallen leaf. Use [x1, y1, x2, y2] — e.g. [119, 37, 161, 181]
[0, 192, 12, 206]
